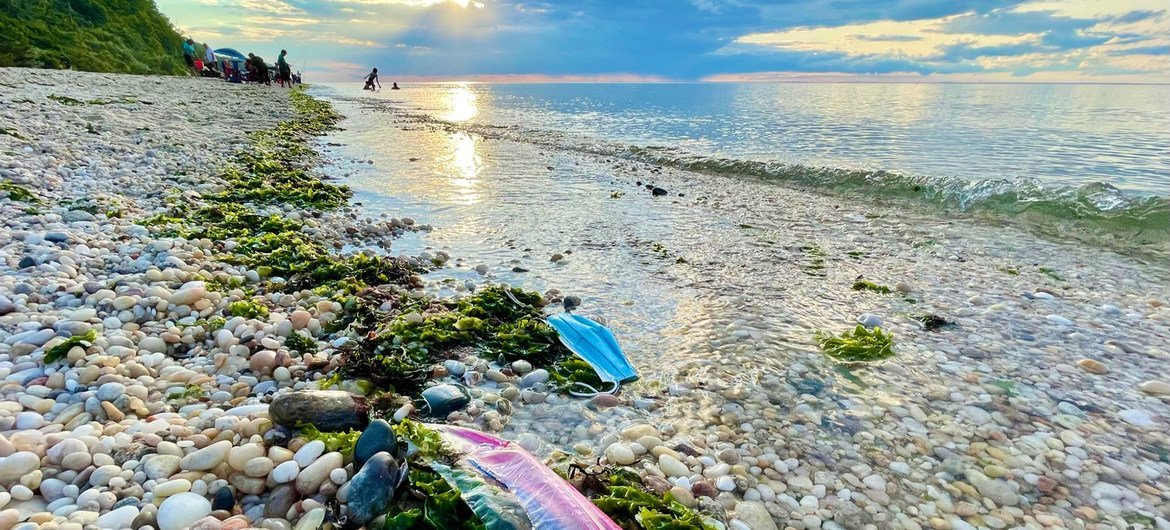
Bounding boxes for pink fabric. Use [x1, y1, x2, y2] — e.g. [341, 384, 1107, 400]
[431, 424, 621, 530]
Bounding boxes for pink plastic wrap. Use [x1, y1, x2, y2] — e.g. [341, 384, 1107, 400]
[430, 424, 622, 530]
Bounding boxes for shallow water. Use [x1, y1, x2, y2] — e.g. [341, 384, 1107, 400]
[313, 83, 1170, 524]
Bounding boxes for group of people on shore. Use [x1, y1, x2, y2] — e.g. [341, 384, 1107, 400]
[183, 39, 300, 87]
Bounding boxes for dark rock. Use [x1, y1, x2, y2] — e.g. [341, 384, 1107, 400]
[45, 232, 68, 243]
[131, 506, 156, 529]
[354, 419, 397, 471]
[212, 486, 235, 511]
[264, 484, 298, 518]
[673, 444, 701, 457]
[651, 187, 668, 196]
[420, 384, 470, 418]
[511, 266, 529, 273]
[18, 256, 35, 269]
[691, 481, 718, 498]
[268, 390, 369, 431]
[347, 452, 407, 526]
[562, 295, 581, 312]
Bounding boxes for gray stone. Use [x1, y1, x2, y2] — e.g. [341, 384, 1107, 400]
[269, 390, 369, 431]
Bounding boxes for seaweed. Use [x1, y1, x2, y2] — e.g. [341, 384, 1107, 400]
[47, 94, 84, 106]
[913, 314, 953, 331]
[580, 467, 714, 530]
[1039, 267, 1065, 282]
[43, 329, 97, 363]
[814, 325, 895, 362]
[229, 299, 270, 319]
[392, 419, 455, 461]
[0, 182, 39, 203]
[298, 423, 362, 457]
[333, 285, 566, 394]
[0, 127, 26, 140]
[286, 331, 319, 354]
[851, 280, 892, 294]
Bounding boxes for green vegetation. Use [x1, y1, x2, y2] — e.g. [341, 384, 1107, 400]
[814, 325, 895, 362]
[1, 182, 39, 203]
[333, 285, 569, 395]
[572, 467, 714, 530]
[799, 244, 827, 277]
[285, 331, 318, 355]
[0, 126, 27, 140]
[851, 280, 892, 294]
[48, 94, 84, 106]
[1039, 267, 1064, 282]
[43, 329, 97, 363]
[0, 0, 189, 74]
[228, 299, 269, 319]
[298, 423, 361, 457]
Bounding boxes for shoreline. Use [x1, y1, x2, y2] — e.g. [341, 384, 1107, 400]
[1, 68, 683, 530]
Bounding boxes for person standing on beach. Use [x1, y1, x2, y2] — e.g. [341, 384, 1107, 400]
[277, 50, 292, 88]
[182, 39, 198, 76]
[203, 44, 217, 77]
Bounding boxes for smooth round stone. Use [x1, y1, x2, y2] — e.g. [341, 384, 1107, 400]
[293, 441, 325, 468]
[1046, 314, 1073, 326]
[212, 486, 235, 511]
[346, 452, 405, 526]
[13, 412, 43, 430]
[295, 507, 326, 530]
[354, 419, 397, 471]
[605, 443, 636, 465]
[244, 457, 275, 478]
[856, 313, 882, 328]
[1138, 380, 1170, 396]
[144, 455, 182, 480]
[1075, 359, 1108, 374]
[153, 479, 192, 497]
[295, 452, 343, 495]
[157, 492, 212, 530]
[96, 506, 139, 530]
[271, 460, 299, 483]
[181, 441, 232, 471]
[0, 452, 40, 483]
[1119, 409, 1156, 428]
[169, 285, 207, 306]
[658, 455, 689, 477]
[715, 475, 736, 491]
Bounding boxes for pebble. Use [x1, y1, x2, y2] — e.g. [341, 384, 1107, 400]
[157, 492, 211, 530]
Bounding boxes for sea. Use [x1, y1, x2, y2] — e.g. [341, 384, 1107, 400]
[310, 82, 1170, 462]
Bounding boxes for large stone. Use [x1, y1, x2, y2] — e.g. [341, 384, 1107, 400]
[269, 391, 369, 431]
[354, 419, 398, 471]
[96, 505, 140, 530]
[264, 484, 298, 518]
[735, 501, 779, 530]
[0, 452, 40, 484]
[347, 452, 406, 526]
[157, 492, 212, 530]
[295, 452, 343, 495]
[180, 440, 232, 471]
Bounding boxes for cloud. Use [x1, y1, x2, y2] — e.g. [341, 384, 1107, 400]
[159, 0, 1170, 82]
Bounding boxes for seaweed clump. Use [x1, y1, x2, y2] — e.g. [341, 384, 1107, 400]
[333, 285, 569, 395]
[851, 279, 892, 294]
[568, 466, 714, 530]
[1, 182, 39, 203]
[814, 325, 895, 362]
[43, 330, 97, 363]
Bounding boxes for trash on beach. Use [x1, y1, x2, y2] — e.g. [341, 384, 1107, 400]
[431, 424, 623, 530]
[546, 312, 639, 396]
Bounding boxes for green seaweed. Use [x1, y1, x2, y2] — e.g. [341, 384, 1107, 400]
[585, 468, 714, 530]
[228, 299, 270, 319]
[814, 325, 895, 362]
[1, 182, 39, 203]
[851, 280, 892, 294]
[0, 127, 26, 140]
[1039, 267, 1064, 282]
[43, 329, 97, 364]
[392, 419, 454, 461]
[285, 331, 318, 354]
[297, 423, 361, 457]
[335, 286, 566, 394]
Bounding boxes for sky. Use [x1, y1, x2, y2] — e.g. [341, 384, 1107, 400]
[157, 0, 1170, 83]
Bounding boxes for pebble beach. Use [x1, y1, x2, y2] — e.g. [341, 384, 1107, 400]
[1, 67, 1169, 530]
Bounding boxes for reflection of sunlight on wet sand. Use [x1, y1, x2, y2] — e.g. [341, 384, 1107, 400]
[444, 84, 478, 122]
[443, 132, 481, 205]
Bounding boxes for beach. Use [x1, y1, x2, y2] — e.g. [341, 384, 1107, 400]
[1, 67, 1169, 530]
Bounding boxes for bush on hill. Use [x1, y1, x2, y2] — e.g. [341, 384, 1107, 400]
[0, 0, 188, 75]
